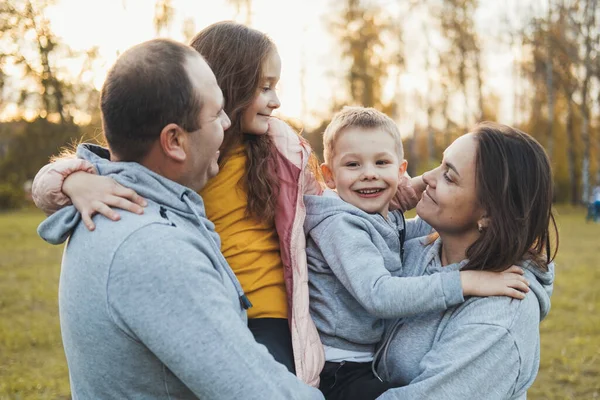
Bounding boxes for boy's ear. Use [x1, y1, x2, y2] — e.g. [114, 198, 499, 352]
[398, 159, 408, 177]
[320, 163, 336, 190]
[159, 123, 187, 162]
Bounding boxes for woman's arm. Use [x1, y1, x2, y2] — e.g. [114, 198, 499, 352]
[31, 156, 146, 230]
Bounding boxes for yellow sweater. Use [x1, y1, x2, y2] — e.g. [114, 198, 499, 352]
[199, 145, 287, 319]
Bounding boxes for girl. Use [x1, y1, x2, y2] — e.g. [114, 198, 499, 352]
[33, 21, 327, 385]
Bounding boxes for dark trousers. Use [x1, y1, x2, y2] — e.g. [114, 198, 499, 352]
[248, 318, 296, 374]
[319, 361, 395, 400]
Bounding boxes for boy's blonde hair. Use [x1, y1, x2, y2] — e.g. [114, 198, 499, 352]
[323, 106, 404, 165]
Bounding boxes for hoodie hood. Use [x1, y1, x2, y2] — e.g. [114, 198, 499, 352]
[304, 189, 403, 235]
[419, 238, 554, 321]
[38, 144, 209, 244]
[37, 143, 252, 309]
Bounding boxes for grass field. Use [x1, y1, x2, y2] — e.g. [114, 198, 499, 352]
[0, 207, 599, 399]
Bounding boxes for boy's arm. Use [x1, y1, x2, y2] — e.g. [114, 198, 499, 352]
[109, 226, 324, 399]
[377, 322, 521, 400]
[310, 215, 464, 319]
[403, 216, 433, 240]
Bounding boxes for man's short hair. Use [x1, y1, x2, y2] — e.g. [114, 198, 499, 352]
[323, 106, 404, 165]
[101, 39, 203, 162]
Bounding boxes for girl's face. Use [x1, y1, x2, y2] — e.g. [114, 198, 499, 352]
[241, 49, 281, 135]
[416, 133, 485, 236]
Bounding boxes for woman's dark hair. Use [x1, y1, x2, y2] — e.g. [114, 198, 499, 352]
[190, 21, 279, 223]
[463, 121, 559, 272]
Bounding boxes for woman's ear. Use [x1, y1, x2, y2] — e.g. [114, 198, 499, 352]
[320, 163, 336, 190]
[159, 123, 187, 162]
[477, 216, 491, 233]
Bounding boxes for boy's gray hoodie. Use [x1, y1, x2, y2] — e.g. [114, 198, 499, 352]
[38, 144, 323, 400]
[375, 237, 554, 400]
[304, 191, 464, 355]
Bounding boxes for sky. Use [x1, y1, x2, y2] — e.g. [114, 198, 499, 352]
[2, 0, 546, 134]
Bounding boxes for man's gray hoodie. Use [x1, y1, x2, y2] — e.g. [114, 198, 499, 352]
[375, 237, 554, 400]
[38, 144, 323, 400]
[304, 191, 464, 355]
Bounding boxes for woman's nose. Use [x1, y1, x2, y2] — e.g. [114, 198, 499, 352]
[422, 167, 439, 188]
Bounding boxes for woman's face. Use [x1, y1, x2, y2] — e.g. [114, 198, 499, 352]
[416, 133, 485, 236]
[241, 49, 281, 135]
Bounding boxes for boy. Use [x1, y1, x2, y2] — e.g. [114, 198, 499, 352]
[304, 106, 529, 400]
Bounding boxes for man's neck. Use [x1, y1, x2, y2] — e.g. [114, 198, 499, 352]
[438, 230, 480, 266]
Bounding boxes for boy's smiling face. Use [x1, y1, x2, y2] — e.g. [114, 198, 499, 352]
[322, 127, 407, 218]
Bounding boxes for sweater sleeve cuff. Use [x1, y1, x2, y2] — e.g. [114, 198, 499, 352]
[442, 270, 464, 307]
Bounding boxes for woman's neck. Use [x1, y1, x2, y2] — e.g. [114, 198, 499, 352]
[438, 230, 480, 266]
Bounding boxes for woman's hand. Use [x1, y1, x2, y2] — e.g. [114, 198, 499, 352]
[63, 172, 147, 231]
[460, 265, 530, 300]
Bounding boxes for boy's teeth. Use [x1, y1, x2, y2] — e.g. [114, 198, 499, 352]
[358, 189, 381, 194]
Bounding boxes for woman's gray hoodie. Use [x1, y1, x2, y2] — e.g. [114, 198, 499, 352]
[375, 237, 554, 400]
[304, 191, 464, 355]
[37, 144, 323, 400]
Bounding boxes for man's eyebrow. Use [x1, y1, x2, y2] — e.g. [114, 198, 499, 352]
[446, 161, 460, 177]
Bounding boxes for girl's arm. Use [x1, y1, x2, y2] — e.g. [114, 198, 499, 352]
[390, 174, 424, 212]
[31, 156, 146, 231]
[267, 117, 324, 196]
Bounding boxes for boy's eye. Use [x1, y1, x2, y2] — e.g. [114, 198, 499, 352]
[376, 160, 390, 165]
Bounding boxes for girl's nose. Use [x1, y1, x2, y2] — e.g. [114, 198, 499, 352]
[269, 92, 281, 109]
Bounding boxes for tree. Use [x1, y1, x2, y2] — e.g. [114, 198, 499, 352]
[0, 0, 98, 123]
[329, 0, 403, 111]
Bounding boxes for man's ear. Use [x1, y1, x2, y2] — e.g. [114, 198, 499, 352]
[398, 159, 408, 177]
[320, 163, 336, 190]
[159, 123, 187, 162]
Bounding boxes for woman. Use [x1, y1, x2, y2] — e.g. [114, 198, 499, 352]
[375, 122, 557, 399]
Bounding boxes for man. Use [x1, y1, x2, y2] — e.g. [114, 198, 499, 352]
[38, 39, 323, 399]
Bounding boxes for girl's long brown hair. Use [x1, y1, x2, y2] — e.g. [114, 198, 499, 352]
[463, 122, 559, 272]
[190, 21, 280, 223]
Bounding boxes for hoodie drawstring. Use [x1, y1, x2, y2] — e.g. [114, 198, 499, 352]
[182, 194, 252, 310]
[371, 318, 404, 382]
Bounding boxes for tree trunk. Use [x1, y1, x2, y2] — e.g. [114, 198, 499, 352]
[545, 0, 554, 162]
[566, 96, 578, 204]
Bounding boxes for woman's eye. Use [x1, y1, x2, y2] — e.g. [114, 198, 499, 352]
[443, 172, 453, 183]
[262, 86, 270, 92]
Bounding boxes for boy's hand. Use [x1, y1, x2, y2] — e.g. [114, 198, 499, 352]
[460, 265, 530, 300]
[63, 172, 147, 231]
